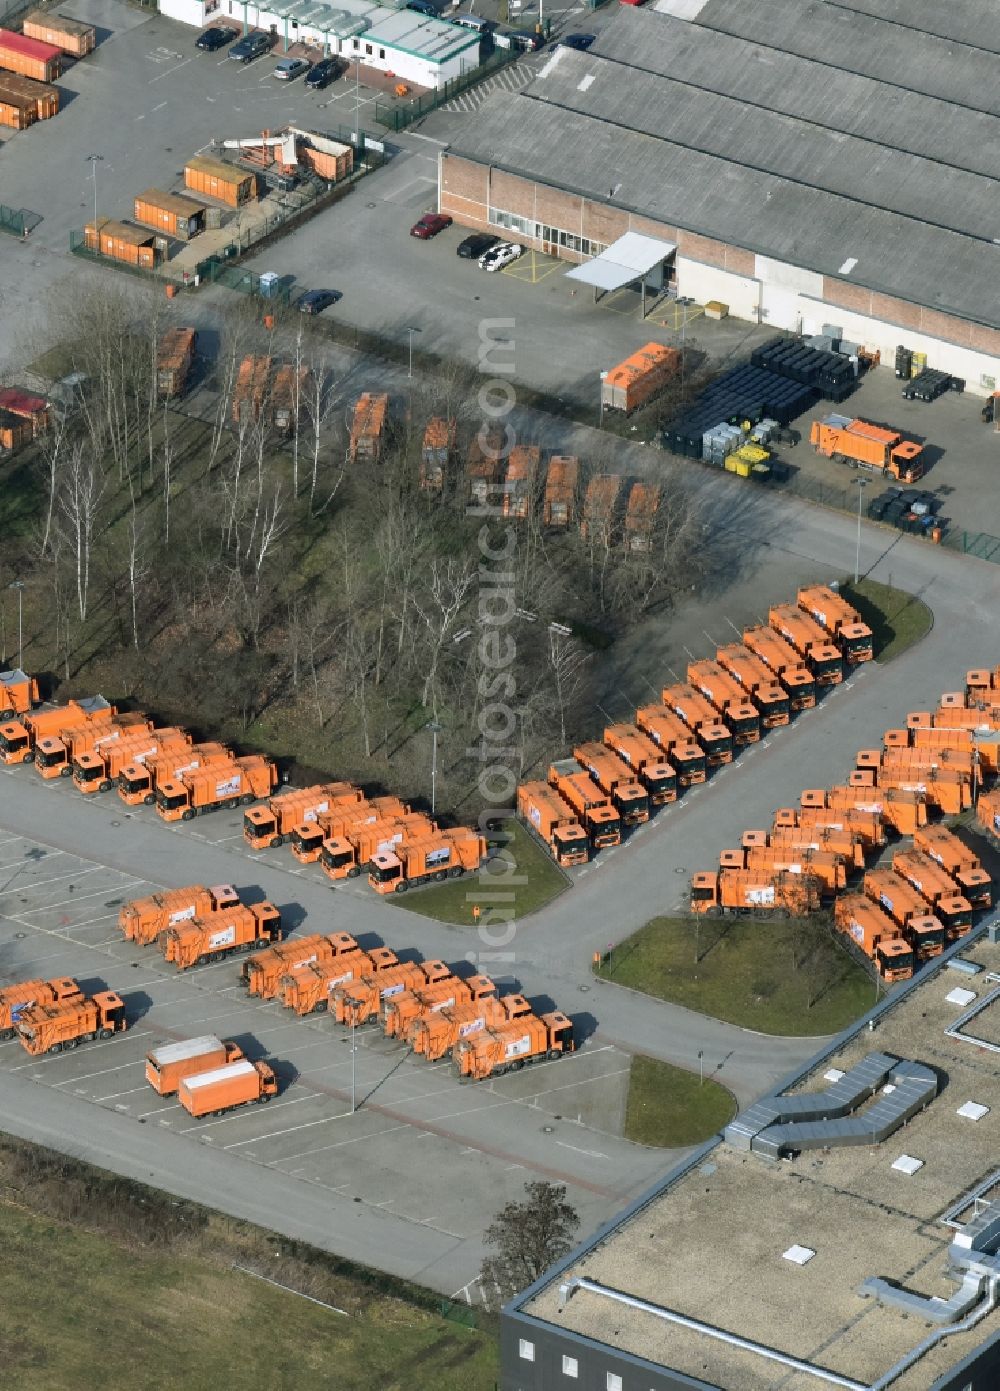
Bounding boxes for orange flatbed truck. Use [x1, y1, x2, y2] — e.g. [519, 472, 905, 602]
[912, 824, 992, 908]
[243, 781, 361, 850]
[242, 930, 358, 998]
[713, 645, 791, 727]
[741, 626, 816, 710]
[796, 585, 874, 664]
[0, 668, 39, 718]
[809, 415, 924, 483]
[145, 1036, 243, 1096]
[117, 742, 231, 806]
[516, 781, 589, 867]
[280, 947, 398, 1016]
[0, 695, 115, 765]
[410, 993, 532, 1061]
[119, 883, 240, 946]
[863, 868, 947, 958]
[453, 1010, 574, 1081]
[661, 684, 735, 765]
[768, 605, 843, 686]
[333, 958, 452, 1026]
[833, 895, 914, 981]
[0, 976, 80, 1040]
[690, 869, 821, 917]
[319, 811, 435, 881]
[160, 901, 281, 971]
[155, 753, 277, 821]
[548, 759, 621, 849]
[635, 705, 707, 786]
[572, 742, 650, 825]
[383, 973, 497, 1040]
[178, 1058, 277, 1118]
[774, 804, 886, 849]
[603, 724, 677, 804]
[16, 989, 127, 1055]
[368, 827, 486, 894]
[73, 726, 191, 795]
[891, 850, 975, 940]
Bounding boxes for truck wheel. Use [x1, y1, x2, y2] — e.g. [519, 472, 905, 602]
[0, 708, 12, 720]
[241, 793, 254, 805]
[448, 867, 463, 879]
[258, 1093, 271, 1103]
[99, 780, 112, 793]
[347, 866, 360, 878]
[24, 752, 34, 763]
[99, 1028, 113, 1039]
[143, 793, 155, 805]
[182, 808, 195, 821]
[434, 870, 447, 882]
[49, 1042, 63, 1053]
[270, 836, 281, 849]
[66, 1037, 79, 1049]
[59, 765, 72, 778]
[547, 1048, 561, 1060]
[83, 1032, 96, 1042]
[313, 1002, 327, 1013]
[394, 881, 408, 893]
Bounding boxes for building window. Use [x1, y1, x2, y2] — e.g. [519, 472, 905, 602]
[379, 47, 385, 57]
[519, 1339, 535, 1362]
[488, 206, 540, 239]
[352, 37, 358, 48]
[606, 1375, 622, 1391]
[562, 1355, 578, 1377]
[365, 42, 372, 54]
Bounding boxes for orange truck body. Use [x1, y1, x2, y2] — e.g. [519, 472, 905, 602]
[796, 585, 873, 664]
[320, 810, 435, 880]
[243, 781, 361, 850]
[349, 392, 389, 463]
[966, 666, 1000, 701]
[810, 415, 924, 482]
[419, 416, 456, 493]
[850, 764, 970, 816]
[720, 845, 846, 893]
[863, 867, 947, 956]
[242, 930, 358, 998]
[690, 870, 821, 916]
[369, 827, 486, 894]
[280, 947, 398, 1015]
[0, 668, 39, 718]
[601, 342, 680, 414]
[178, 1057, 277, 1118]
[160, 901, 281, 971]
[603, 724, 677, 804]
[73, 726, 191, 794]
[286, 789, 375, 862]
[743, 826, 866, 871]
[119, 883, 240, 946]
[857, 746, 974, 779]
[465, 424, 505, 506]
[623, 482, 661, 553]
[542, 455, 579, 528]
[117, 741, 230, 805]
[768, 605, 843, 685]
[912, 824, 991, 907]
[232, 354, 272, 424]
[686, 661, 761, 745]
[892, 720, 1000, 776]
[572, 742, 650, 825]
[453, 1010, 575, 1081]
[978, 789, 1000, 842]
[35, 712, 152, 779]
[741, 626, 816, 710]
[580, 474, 623, 543]
[410, 993, 531, 1061]
[0, 695, 114, 765]
[382, 973, 496, 1039]
[0, 975, 80, 1040]
[801, 785, 926, 836]
[145, 1035, 243, 1096]
[333, 958, 452, 1026]
[156, 327, 197, 399]
[502, 445, 540, 520]
[774, 804, 886, 848]
[891, 850, 974, 939]
[548, 759, 621, 849]
[517, 780, 589, 867]
[15, 989, 127, 1055]
[155, 754, 278, 821]
[833, 895, 914, 981]
[635, 705, 707, 785]
[661, 684, 735, 765]
[271, 363, 311, 435]
[713, 645, 790, 728]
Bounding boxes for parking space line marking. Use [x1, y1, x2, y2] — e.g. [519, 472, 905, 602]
[95, 1085, 148, 1101]
[179, 1092, 319, 1135]
[554, 1139, 609, 1160]
[255, 1119, 412, 1159]
[50, 1059, 143, 1085]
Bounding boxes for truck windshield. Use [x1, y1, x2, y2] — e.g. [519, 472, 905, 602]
[680, 752, 706, 777]
[35, 747, 64, 767]
[292, 828, 319, 852]
[813, 655, 842, 679]
[647, 772, 676, 797]
[731, 714, 758, 735]
[625, 793, 650, 817]
[322, 847, 355, 871]
[75, 764, 102, 783]
[119, 772, 148, 794]
[0, 730, 29, 754]
[155, 789, 188, 811]
[691, 886, 715, 902]
[707, 732, 733, 756]
[917, 926, 945, 949]
[244, 813, 269, 838]
[888, 949, 914, 973]
[370, 862, 400, 883]
[793, 678, 816, 705]
[769, 695, 790, 718]
[561, 831, 588, 852]
[844, 635, 870, 657]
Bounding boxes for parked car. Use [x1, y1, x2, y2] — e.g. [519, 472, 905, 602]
[274, 55, 310, 80]
[196, 25, 235, 50]
[406, 0, 438, 13]
[298, 288, 341, 315]
[305, 55, 347, 87]
[558, 32, 595, 49]
[229, 31, 271, 62]
[479, 241, 524, 272]
[457, 233, 500, 260]
[410, 212, 453, 240]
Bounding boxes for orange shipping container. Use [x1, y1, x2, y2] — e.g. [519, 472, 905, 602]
[0, 70, 57, 124]
[299, 141, 352, 182]
[601, 342, 680, 414]
[134, 188, 206, 241]
[84, 218, 157, 268]
[22, 10, 95, 56]
[0, 27, 61, 80]
[184, 154, 254, 207]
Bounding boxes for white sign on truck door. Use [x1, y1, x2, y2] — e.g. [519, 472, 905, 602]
[208, 925, 237, 949]
[215, 775, 242, 799]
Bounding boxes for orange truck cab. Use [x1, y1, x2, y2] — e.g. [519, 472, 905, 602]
[34, 712, 151, 780]
[453, 1010, 574, 1081]
[368, 828, 486, 894]
[0, 668, 39, 718]
[319, 811, 435, 881]
[833, 895, 914, 981]
[145, 1036, 243, 1096]
[73, 727, 190, 795]
[768, 605, 843, 685]
[713, 645, 790, 727]
[241, 931, 358, 998]
[796, 585, 873, 664]
[0, 695, 114, 765]
[913, 824, 992, 908]
[516, 781, 589, 867]
[635, 705, 707, 785]
[863, 868, 947, 957]
[547, 759, 622, 849]
[572, 742, 650, 825]
[603, 724, 678, 804]
[160, 901, 281, 971]
[286, 792, 395, 864]
[177, 1058, 277, 1118]
[119, 883, 240, 947]
[891, 850, 974, 939]
[741, 626, 816, 710]
[242, 781, 360, 850]
[0, 976, 80, 1040]
[16, 989, 127, 1055]
[410, 993, 531, 1061]
[155, 754, 277, 821]
[661, 684, 735, 764]
[117, 742, 230, 805]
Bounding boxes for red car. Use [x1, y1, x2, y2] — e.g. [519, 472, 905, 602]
[410, 212, 453, 239]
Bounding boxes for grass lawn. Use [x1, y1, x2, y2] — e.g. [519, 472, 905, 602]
[596, 915, 877, 1036]
[837, 578, 933, 663]
[0, 1202, 497, 1391]
[391, 819, 568, 926]
[624, 1055, 735, 1147]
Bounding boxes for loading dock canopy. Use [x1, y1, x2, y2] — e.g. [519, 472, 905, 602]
[565, 231, 677, 292]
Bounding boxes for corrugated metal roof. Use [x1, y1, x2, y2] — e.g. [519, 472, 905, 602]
[834, 0, 1000, 51]
[0, 26, 60, 59]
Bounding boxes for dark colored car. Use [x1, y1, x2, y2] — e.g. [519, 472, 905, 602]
[298, 289, 341, 315]
[457, 232, 499, 259]
[229, 31, 271, 62]
[406, 0, 438, 14]
[558, 32, 595, 49]
[196, 25, 235, 50]
[410, 212, 453, 240]
[305, 55, 347, 88]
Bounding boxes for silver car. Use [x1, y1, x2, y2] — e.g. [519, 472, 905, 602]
[274, 56, 310, 80]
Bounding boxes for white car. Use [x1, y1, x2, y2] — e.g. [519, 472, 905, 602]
[479, 241, 524, 272]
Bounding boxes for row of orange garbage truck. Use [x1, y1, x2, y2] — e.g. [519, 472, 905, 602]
[690, 667, 1000, 981]
[517, 584, 873, 867]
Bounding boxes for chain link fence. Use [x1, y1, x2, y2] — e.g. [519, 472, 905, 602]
[374, 48, 518, 130]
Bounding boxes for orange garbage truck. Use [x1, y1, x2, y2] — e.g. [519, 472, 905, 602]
[978, 789, 1000, 845]
[548, 759, 621, 849]
[623, 482, 661, 554]
[119, 883, 240, 946]
[453, 1010, 575, 1081]
[0, 695, 116, 765]
[833, 895, 914, 982]
[34, 712, 152, 780]
[501, 444, 540, 521]
[572, 742, 650, 825]
[242, 930, 358, 998]
[368, 827, 487, 894]
[73, 726, 191, 795]
[890, 850, 975, 940]
[419, 416, 456, 494]
[145, 1036, 243, 1096]
[774, 803, 886, 849]
[349, 392, 389, 463]
[965, 666, 1000, 702]
[742, 825, 866, 872]
[768, 605, 843, 686]
[178, 1057, 278, 1118]
[892, 720, 1000, 777]
[684, 663, 762, 746]
[690, 869, 822, 917]
[741, 626, 816, 711]
[155, 753, 278, 821]
[719, 845, 846, 895]
[159, 901, 281, 971]
[603, 724, 678, 804]
[863, 867, 947, 957]
[661, 684, 735, 765]
[0, 976, 80, 1040]
[601, 343, 680, 415]
[809, 415, 924, 482]
[382, 973, 496, 1040]
[635, 705, 707, 786]
[714, 645, 791, 728]
[280, 947, 398, 1016]
[850, 764, 970, 816]
[542, 455, 579, 528]
[16, 989, 127, 1055]
[285, 789, 378, 863]
[333, 958, 452, 1027]
[243, 781, 361, 850]
[516, 780, 589, 867]
[912, 824, 992, 908]
[410, 993, 532, 1061]
[580, 474, 623, 543]
[801, 784, 926, 836]
[0, 668, 39, 718]
[319, 811, 435, 881]
[117, 741, 231, 806]
[796, 585, 874, 664]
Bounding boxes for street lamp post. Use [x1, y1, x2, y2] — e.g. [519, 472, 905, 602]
[406, 326, 421, 379]
[698, 1049, 704, 1087]
[86, 153, 103, 241]
[350, 1017, 357, 1113]
[599, 370, 608, 428]
[8, 581, 24, 668]
[854, 478, 868, 584]
[426, 719, 443, 817]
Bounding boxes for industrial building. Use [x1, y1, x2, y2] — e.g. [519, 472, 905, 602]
[439, 0, 1000, 393]
[502, 925, 1000, 1390]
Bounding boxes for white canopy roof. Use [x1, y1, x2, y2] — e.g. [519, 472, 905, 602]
[564, 231, 677, 292]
